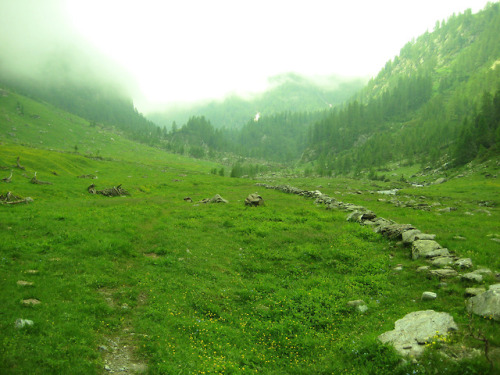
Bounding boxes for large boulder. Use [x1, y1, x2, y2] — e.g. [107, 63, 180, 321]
[411, 240, 443, 260]
[378, 310, 458, 357]
[467, 288, 500, 321]
[245, 193, 264, 207]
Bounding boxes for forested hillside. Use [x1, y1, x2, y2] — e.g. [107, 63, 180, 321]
[152, 3, 500, 175]
[304, 3, 500, 175]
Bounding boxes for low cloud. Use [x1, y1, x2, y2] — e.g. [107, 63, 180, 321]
[0, 0, 136, 96]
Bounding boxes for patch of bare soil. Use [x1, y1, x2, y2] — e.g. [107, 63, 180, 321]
[101, 334, 147, 374]
[98, 289, 148, 374]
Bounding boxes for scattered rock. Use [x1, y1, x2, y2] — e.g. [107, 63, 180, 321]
[15, 318, 34, 329]
[16, 280, 34, 286]
[346, 210, 376, 223]
[473, 268, 492, 275]
[402, 229, 422, 244]
[411, 240, 443, 260]
[465, 288, 486, 297]
[378, 310, 458, 357]
[430, 256, 455, 267]
[453, 236, 467, 241]
[347, 299, 365, 307]
[425, 248, 451, 258]
[454, 258, 473, 270]
[422, 292, 437, 301]
[428, 269, 458, 279]
[357, 305, 369, 313]
[183, 197, 192, 202]
[432, 177, 447, 185]
[209, 194, 228, 204]
[21, 299, 41, 306]
[25, 270, 39, 274]
[377, 224, 415, 240]
[377, 189, 398, 195]
[467, 288, 500, 321]
[488, 283, 500, 291]
[417, 266, 430, 273]
[461, 272, 483, 283]
[347, 300, 369, 313]
[245, 193, 264, 207]
[437, 207, 457, 213]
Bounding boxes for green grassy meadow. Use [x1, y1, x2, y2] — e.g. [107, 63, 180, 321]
[1, 91, 499, 374]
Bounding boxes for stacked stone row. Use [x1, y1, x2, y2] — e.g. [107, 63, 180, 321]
[255, 183, 499, 322]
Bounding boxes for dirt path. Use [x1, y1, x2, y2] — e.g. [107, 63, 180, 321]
[98, 288, 148, 374]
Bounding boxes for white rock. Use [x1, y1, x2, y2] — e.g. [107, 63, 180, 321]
[467, 289, 500, 321]
[357, 305, 369, 313]
[489, 284, 500, 291]
[461, 273, 483, 283]
[15, 318, 34, 329]
[465, 288, 486, 297]
[454, 258, 473, 269]
[378, 310, 458, 357]
[411, 240, 443, 260]
[422, 292, 437, 301]
[430, 256, 454, 267]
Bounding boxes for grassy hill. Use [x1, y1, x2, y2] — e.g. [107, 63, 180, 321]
[1, 88, 499, 374]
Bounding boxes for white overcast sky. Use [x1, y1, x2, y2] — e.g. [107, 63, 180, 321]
[8, 1, 498, 110]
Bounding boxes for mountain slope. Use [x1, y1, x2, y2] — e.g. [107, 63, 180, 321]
[303, 3, 500, 175]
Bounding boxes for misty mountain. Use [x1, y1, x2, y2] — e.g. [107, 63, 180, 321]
[147, 73, 366, 129]
[0, 0, 160, 144]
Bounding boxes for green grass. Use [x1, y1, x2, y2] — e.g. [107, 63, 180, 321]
[1, 89, 499, 374]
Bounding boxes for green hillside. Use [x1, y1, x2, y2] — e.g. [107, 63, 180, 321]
[1, 82, 500, 374]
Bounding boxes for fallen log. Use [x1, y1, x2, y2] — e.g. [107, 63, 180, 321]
[87, 184, 129, 197]
[30, 172, 52, 185]
[2, 171, 12, 183]
[0, 191, 33, 205]
[15, 157, 25, 170]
